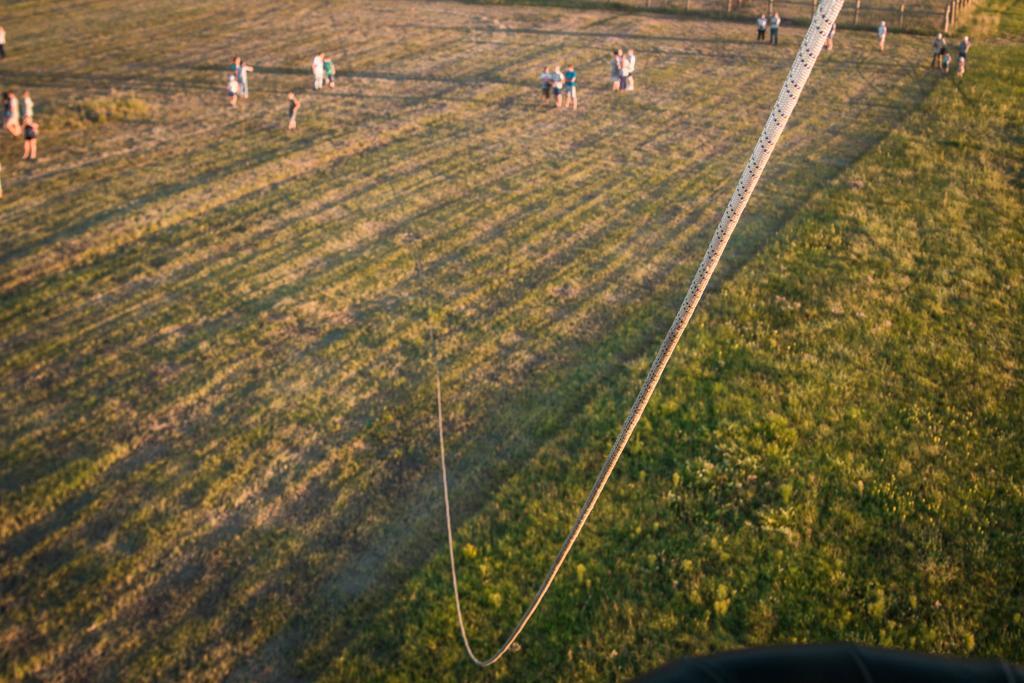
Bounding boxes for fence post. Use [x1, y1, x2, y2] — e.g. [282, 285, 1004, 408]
[854, 0, 861, 24]
[899, 3, 905, 29]
[943, 3, 950, 32]
[769, 0, 774, 15]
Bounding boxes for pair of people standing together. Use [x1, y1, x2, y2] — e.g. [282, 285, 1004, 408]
[312, 53, 336, 90]
[2, 91, 38, 160]
[227, 56, 255, 107]
[756, 14, 782, 45]
[611, 48, 637, 92]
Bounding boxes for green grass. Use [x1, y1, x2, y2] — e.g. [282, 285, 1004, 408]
[329, 0, 1024, 680]
[0, 0, 1019, 680]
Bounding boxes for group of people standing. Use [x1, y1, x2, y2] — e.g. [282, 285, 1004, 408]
[754, 12, 973, 78]
[536, 47, 638, 112]
[311, 53, 337, 90]
[1, 26, 39, 165]
[611, 48, 638, 91]
[2, 89, 38, 161]
[931, 32, 971, 77]
[539, 64, 579, 110]
[755, 13, 783, 45]
[223, 52, 338, 129]
[227, 56, 255, 107]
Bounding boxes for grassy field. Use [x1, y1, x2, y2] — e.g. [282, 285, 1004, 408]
[0, 0, 1020, 680]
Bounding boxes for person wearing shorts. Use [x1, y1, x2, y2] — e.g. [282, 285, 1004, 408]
[624, 49, 636, 91]
[562, 64, 577, 111]
[550, 65, 564, 107]
[324, 57, 335, 88]
[287, 92, 300, 130]
[958, 35, 971, 62]
[23, 116, 38, 161]
[931, 33, 946, 68]
[227, 74, 239, 107]
[540, 65, 553, 101]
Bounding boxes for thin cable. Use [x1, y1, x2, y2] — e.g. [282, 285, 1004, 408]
[438, 0, 847, 666]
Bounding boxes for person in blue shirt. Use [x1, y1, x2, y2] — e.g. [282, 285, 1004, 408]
[562, 64, 578, 111]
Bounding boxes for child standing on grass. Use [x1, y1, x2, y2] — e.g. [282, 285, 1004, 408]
[550, 64, 565, 107]
[22, 90, 33, 122]
[611, 49, 623, 91]
[324, 56, 336, 88]
[825, 24, 836, 50]
[540, 65, 553, 101]
[22, 116, 38, 161]
[0, 25, 6, 59]
[624, 49, 637, 91]
[878, 21, 888, 51]
[770, 13, 781, 46]
[238, 61, 254, 98]
[562, 63, 577, 110]
[4, 91, 21, 137]
[227, 74, 239, 107]
[287, 92, 300, 130]
[956, 54, 966, 78]
[931, 33, 946, 68]
[958, 35, 971, 63]
[312, 53, 325, 90]
[940, 47, 951, 73]
[756, 14, 767, 41]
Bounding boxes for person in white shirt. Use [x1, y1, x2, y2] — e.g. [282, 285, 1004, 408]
[550, 65, 565, 108]
[878, 21, 888, 51]
[237, 61, 254, 98]
[756, 14, 767, 41]
[624, 49, 637, 91]
[312, 53, 325, 90]
[4, 91, 21, 137]
[21, 90, 33, 123]
[227, 74, 239, 107]
[0, 26, 6, 59]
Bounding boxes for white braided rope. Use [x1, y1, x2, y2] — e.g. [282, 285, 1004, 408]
[439, 0, 846, 666]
